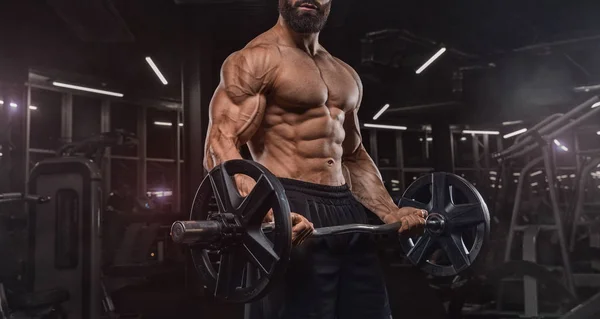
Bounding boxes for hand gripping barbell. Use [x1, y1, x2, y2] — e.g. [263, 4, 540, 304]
[171, 160, 490, 303]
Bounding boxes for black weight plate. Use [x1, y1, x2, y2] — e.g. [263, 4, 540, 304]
[398, 172, 490, 277]
[189, 160, 292, 303]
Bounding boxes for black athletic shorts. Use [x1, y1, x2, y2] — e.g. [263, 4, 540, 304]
[245, 178, 392, 319]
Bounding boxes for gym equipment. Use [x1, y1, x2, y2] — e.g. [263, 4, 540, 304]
[569, 152, 600, 253]
[448, 261, 578, 319]
[170, 159, 490, 303]
[560, 291, 600, 319]
[28, 157, 103, 319]
[56, 130, 137, 166]
[0, 192, 69, 319]
[0, 193, 50, 205]
[488, 96, 600, 318]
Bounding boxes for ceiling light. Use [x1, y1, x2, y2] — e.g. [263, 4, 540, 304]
[503, 128, 527, 139]
[179, 123, 183, 127]
[0, 100, 3, 105]
[554, 139, 569, 151]
[145, 57, 168, 85]
[463, 130, 500, 135]
[502, 120, 524, 126]
[592, 102, 600, 109]
[52, 82, 124, 97]
[597, 131, 600, 135]
[460, 137, 467, 141]
[416, 47, 447, 74]
[29, 106, 38, 110]
[530, 170, 543, 177]
[364, 123, 407, 130]
[531, 182, 538, 187]
[154, 121, 173, 127]
[9, 102, 17, 108]
[373, 104, 390, 120]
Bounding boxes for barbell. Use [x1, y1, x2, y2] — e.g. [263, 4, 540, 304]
[171, 160, 490, 303]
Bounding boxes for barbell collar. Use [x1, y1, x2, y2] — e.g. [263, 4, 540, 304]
[170, 220, 223, 244]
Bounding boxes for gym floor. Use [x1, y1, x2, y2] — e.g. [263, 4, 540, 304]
[1, 1, 600, 319]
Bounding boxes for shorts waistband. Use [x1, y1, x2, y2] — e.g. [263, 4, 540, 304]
[277, 178, 352, 199]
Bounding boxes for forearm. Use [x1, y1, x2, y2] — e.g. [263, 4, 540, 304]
[205, 134, 255, 196]
[343, 146, 397, 220]
[204, 134, 244, 171]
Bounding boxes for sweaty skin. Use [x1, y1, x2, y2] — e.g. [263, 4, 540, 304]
[204, 11, 426, 241]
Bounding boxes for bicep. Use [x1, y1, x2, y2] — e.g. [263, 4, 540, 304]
[207, 51, 269, 147]
[208, 84, 266, 147]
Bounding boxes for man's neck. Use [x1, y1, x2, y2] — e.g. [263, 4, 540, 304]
[276, 16, 320, 56]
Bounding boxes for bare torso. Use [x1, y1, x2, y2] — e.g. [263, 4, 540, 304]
[244, 28, 360, 186]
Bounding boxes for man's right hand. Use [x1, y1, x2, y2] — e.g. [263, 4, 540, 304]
[263, 210, 314, 246]
[234, 174, 257, 197]
[235, 174, 314, 245]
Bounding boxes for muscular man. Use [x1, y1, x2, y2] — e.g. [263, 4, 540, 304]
[204, 0, 427, 318]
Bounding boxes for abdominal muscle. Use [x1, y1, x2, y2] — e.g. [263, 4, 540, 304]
[247, 103, 348, 186]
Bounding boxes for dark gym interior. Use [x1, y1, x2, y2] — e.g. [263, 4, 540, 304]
[1, 0, 600, 318]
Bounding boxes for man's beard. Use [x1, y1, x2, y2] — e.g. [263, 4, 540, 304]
[279, 0, 331, 34]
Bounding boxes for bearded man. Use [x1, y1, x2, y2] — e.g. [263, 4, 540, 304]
[204, 1, 428, 318]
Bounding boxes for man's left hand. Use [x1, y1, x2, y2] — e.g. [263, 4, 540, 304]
[382, 207, 428, 237]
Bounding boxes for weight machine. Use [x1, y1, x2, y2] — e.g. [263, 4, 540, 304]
[486, 96, 600, 318]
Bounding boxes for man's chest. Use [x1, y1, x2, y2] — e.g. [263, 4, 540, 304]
[270, 50, 360, 113]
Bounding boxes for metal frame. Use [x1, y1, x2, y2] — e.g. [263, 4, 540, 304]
[569, 156, 600, 252]
[137, 106, 147, 198]
[24, 79, 183, 212]
[364, 128, 434, 195]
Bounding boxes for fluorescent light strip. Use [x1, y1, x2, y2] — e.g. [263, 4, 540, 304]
[592, 102, 600, 109]
[145, 57, 168, 85]
[531, 182, 538, 187]
[554, 139, 561, 146]
[560, 145, 569, 152]
[9, 102, 17, 108]
[463, 130, 500, 135]
[530, 170, 543, 177]
[52, 82, 124, 97]
[502, 120, 524, 126]
[29, 106, 37, 110]
[416, 47, 447, 74]
[503, 128, 527, 139]
[364, 123, 407, 131]
[373, 104, 390, 120]
[154, 121, 173, 127]
[460, 137, 467, 141]
[179, 123, 183, 127]
[597, 131, 600, 135]
[0, 100, 3, 105]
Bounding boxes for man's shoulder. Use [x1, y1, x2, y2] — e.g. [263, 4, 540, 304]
[329, 55, 362, 87]
[223, 36, 282, 72]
